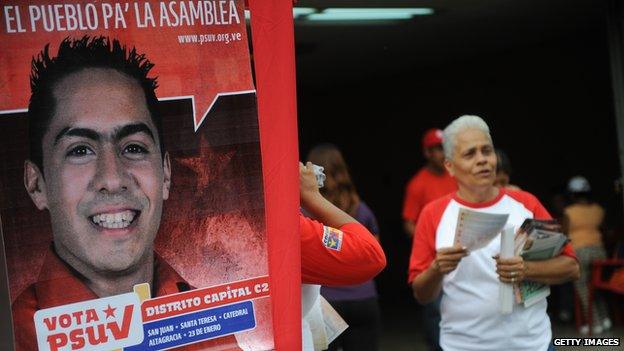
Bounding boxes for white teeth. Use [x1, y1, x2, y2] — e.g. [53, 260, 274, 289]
[91, 210, 136, 229]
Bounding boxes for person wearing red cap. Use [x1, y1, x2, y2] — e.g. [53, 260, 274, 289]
[402, 128, 457, 351]
[402, 128, 458, 237]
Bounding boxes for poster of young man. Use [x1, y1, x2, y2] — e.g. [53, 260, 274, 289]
[0, 1, 275, 350]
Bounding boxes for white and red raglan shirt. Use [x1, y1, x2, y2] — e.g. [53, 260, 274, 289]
[408, 189, 577, 351]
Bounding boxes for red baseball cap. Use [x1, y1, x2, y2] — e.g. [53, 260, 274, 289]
[422, 128, 444, 149]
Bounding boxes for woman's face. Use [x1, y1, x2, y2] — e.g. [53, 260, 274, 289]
[445, 128, 497, 191]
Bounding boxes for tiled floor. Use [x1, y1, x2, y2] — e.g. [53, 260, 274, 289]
[377, 300, 624, 351]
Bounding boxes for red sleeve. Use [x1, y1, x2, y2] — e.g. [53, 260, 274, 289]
[300, 215, 386, 286]
[402, 177, 423, 221]
[559, 242, 578, 261]
[529, 194, 552, 220]
[407, 196, 450, 284]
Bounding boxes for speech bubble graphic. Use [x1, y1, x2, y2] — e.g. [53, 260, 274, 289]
[0, 0, 254, 130]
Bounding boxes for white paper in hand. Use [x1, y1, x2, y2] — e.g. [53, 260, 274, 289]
[320, 297, 348, 345]
[499, 227, 515, 314]
[453, 208, 509, 251]
[305, 296, 348, 351]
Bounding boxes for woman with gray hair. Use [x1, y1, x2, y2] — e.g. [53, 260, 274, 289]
[408, 115, 579, 351]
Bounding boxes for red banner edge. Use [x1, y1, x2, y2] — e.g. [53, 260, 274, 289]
[249, 1, 301, 350]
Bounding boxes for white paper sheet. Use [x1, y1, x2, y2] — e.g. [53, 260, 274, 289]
[453, 208, 509, 251]
[499, 227, 515, 314]
[320, 297, 348, 345]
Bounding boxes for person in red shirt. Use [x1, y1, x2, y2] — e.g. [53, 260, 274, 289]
[307, 144, 383, 351]
[299, 162, 386, 286]
[299, 161, 386, 351]
[403, 128, 457, 237]
[13, 36, 241, 351]
[402, 128, 457, 351]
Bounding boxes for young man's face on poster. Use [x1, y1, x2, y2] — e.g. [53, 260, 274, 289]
[24, 68, 171, 274]
[2, 14, 275, 346]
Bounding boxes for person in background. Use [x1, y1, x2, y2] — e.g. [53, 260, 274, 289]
[409, 115, 579, 351]
[562, 175, 612, 334]
[548, 183, 576, 324]
[402, 128, 456, 351]
[494, 149, 521, 190]
[403, 129, 458, 237]
[299, 159, 386, 351]
[307, 143, 382, 351]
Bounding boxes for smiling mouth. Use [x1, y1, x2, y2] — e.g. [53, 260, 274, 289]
[89, 210, 140, 229]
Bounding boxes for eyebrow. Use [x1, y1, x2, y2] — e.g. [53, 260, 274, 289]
[54, 127, 100, 145]
[113, 123, 156, 143]
[53, 123, 156, 145]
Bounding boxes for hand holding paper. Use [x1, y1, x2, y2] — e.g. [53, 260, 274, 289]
[513, 218, 569, 307]
[432, 245, 469, 275]
[495, 256, 526, 284]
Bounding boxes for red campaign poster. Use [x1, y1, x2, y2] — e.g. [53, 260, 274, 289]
[0, 1, 280, 350]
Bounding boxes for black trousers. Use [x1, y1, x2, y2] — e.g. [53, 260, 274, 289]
[327, 297, 382, 351]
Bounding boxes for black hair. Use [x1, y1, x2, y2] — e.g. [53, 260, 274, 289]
[495, 149, 512, 176]
[569, 191, 593, 203]
[28, 36, 163, 171]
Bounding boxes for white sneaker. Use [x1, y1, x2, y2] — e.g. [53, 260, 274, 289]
[602, 318, 612, 331]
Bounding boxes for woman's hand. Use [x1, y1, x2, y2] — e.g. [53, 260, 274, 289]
[431, 245, 469, 275]
[495, 255, 527, 284]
